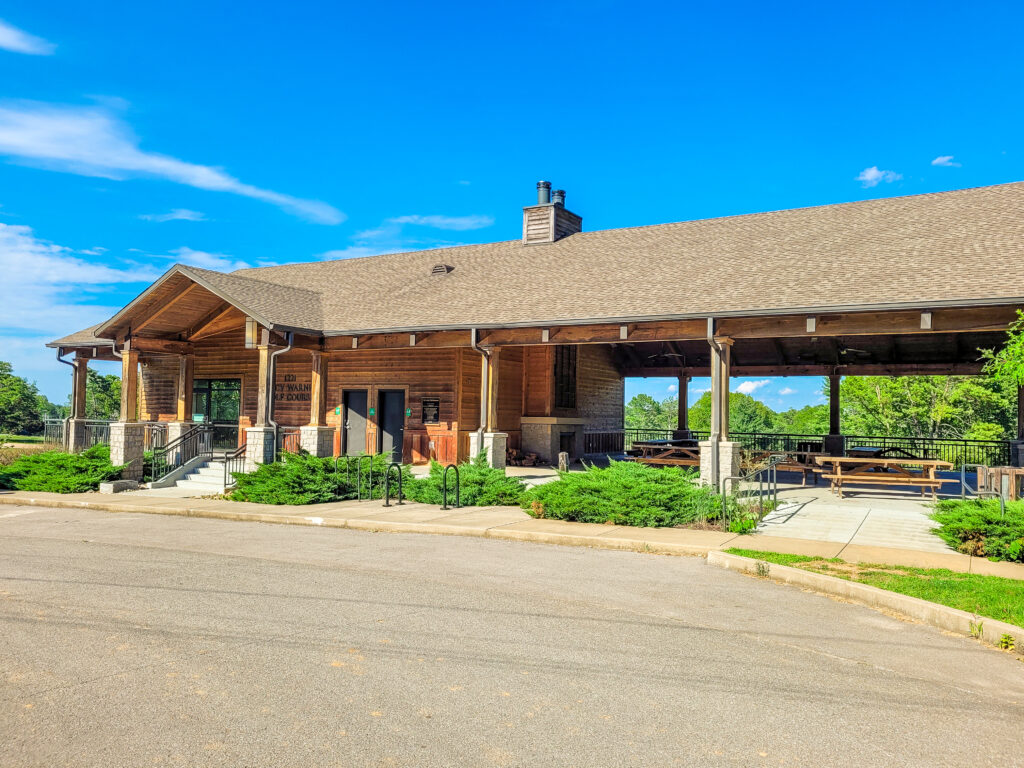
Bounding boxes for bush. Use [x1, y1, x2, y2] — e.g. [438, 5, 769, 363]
[229, 452, 412, 505]
[520, 459, 725, 527]
[932, 499, 1024, 562]
[0, 444, 124, 493]
[406, 454, 528, 507]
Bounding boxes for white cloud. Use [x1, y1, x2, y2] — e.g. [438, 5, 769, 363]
[734, 379, 770, 395]
[140, 208, 207, 223]
[388, 214, 494, 231]
[167, 246, 252, 272]
[856, 166, 902, 188]
[931, 155, 961, 168]
[779, 387, 796, 396]
[0, 101, 344, 224]
[667, 383, 677, 393]
[0, 19, 55, 55]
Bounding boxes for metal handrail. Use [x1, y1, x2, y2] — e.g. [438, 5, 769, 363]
[223, 444, 247, 489]
[383, 463, 404, 507]
[149, 424, 213, 483]
[961, 463, 1007, 518]
[441, 464, 460, 510]
[721, 453, 788, 528]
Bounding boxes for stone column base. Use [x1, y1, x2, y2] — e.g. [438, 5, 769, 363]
[300, 426, 336, 457]
[165, 421, 194, 444]
[698, 440, 743, 490]
[1011, 441, 1024, 468]
[823, 433, 845, 457]
[65, 418, 90, 453]
[244, 427, 276, 473]
[110, 422, 147, 480]
[468, 432, 508, 469]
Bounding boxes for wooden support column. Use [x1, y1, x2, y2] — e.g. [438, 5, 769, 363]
[72, 354, 88, 419]
[309, 351, 327, 426]
[119, 347, 140, 422]
[718, 340, 732, 440]
[828, 374, 842, 435]
[709, 339, 723, 441]
[255, 345, 271, 427]
[486, 348, 501, 432]
[677, 374, 689, 432]
[176, 354, 194, 422]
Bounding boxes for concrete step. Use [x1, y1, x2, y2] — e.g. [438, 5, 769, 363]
[192, 466, 228, 479]
[179, 474, 227, 487]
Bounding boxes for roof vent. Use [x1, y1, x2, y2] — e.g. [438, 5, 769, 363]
[431, 263, 454, 275]
[522, 180, 582, 245]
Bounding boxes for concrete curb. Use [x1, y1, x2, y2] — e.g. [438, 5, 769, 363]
[708, 550, 1024, 658]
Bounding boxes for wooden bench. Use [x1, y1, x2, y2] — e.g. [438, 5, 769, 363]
[744, 450, 827, 487]
[814, 456, 952, 499]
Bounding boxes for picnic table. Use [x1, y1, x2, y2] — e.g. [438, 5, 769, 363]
[628, 439, 701, 467]
[744, 450, 828, 486]
[813, 455, 953, 499]
[846, 445, 925, 460]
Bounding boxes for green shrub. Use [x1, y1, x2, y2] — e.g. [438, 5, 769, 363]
[229, 452, 412, 505]
[0, 444, 124, 493]
[932, 499, 1024, 562]
[406, 454, 527, 507]
[520, 459, 725, 527]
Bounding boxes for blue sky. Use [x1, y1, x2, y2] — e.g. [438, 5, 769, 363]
[1, 1, 1022, 402]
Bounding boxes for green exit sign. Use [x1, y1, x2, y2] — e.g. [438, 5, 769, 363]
[405, 408, 412, 417]
[368, 407, 376, 416]
[335, 406, 341, 415]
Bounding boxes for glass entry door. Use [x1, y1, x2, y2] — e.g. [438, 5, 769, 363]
[192, 379, 242, 449]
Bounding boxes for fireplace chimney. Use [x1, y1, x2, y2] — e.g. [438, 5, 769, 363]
[522, 181, 582, 245]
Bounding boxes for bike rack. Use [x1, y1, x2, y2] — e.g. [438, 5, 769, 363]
[383, 463, 404, 507]
[441, 463, 460, 510]
[961, 463, 1007, 518]
[355, 454, 374, 501]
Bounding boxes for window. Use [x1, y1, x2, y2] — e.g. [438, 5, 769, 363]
[553, 345, 577, 409]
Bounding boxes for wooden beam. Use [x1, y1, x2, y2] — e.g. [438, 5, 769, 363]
[623, 362, 986, 377]
[72, 354, 88, 420]
[176, 354, 194, 422]
[480, 319, 706, 347]
[187, 302, 235, 341]
[309, 351, 327, 426]
[134, 283, 201, 334]
[828, 375, 841, 435]
[130, 338, 193, 355]
[119, 348, 140, 422]
[255, 346, 271, 427]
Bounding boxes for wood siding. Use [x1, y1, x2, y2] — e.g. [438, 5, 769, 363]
[522, 346, 554, 417]
[140, 356, 179, 421]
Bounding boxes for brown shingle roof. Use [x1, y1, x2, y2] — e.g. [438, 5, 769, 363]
[46, 323, 114, 349]
[52, 181, 1024, 345]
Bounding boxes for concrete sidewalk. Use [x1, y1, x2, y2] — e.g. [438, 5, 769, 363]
[1, 489, 1022, 580]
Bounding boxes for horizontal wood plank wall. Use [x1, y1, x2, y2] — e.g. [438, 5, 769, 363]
[327, 347, 461, 464]
[193, 329, 257, 433]
[272, 351, 316, 427]
[497, 346, 523, 450]
[523, 346, 553, 417]
[458, 348, 482, 432]
[140, 356, 179, 421]
[577, 345, 624, 430]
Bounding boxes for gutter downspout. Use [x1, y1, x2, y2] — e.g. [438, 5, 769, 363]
[267, 331, 294, 462]
[707, 317, 721, 492]
[56, 348, 76, 450]
[471, 328, 489, 456]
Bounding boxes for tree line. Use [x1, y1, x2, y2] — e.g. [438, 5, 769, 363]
[626, 375, 1020, 441]
[0, 360, 120, 436]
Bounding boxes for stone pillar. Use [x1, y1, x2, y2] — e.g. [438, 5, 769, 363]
[469, 431, 508, 469]
[110, 422, 146, 480]
[244, 427, 275, 473]
[699, 440, 742, 490]
[66, 419, 90, 453]
[300, 425, 335, 457]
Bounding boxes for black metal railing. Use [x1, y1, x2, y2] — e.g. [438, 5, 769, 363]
[275, 426, 302, 455]
[583, 428, 679, 455]
[222, 444, 247, 489]
[721, 454, 788, 530]
[842, 435, 1012, 468]
[148, 424, 213, 483]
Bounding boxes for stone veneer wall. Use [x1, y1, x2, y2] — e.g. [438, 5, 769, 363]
[576, 345, 624, 430]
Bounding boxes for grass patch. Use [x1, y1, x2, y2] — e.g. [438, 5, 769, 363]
[0, 434, 45, 444]
[726, 548, 1024, 627]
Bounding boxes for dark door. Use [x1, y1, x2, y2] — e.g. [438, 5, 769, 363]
[192, 378, 241, 449]
[377, 390, 406, 463]
[342, 390, 368, 456]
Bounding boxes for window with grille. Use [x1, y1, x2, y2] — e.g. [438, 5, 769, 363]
[553, 345, 577, 409]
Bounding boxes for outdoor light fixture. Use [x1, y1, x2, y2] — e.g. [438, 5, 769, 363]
[245, 317, 258, 349]
[806, 316, 817, 333]
[920, 311, 933, 330]
[619, 325, 629, 340]
[352, 337, 358, 349]
[409, 334, 417, 347]
[541, 329, 550, 343]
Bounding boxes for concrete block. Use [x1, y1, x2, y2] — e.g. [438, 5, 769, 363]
[244, 427, 276, 473]
[99, 479, 140, 494]
[66, 419, 89, 453]
[699, 440, 742, 489]
[468, 432, 508, 469]
[109, 422, 147, 480]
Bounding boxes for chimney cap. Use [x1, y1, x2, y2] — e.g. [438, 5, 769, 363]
[536, 181, 551, 204]
[551, 189, 566, 205]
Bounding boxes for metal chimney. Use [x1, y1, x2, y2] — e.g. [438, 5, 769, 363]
[551, 189, 565, 206]
[536, 181, 551, 204]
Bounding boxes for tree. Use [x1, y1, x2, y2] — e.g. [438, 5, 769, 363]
[840, 375, 1015, 440]
[625, 393, 677, 431]
[983, 309, 1024, 386]
[773, 404, 830, 435]
[687, 391, 777, 434]
[0, 361, 44, 435]
[83, 369, 121, 420]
